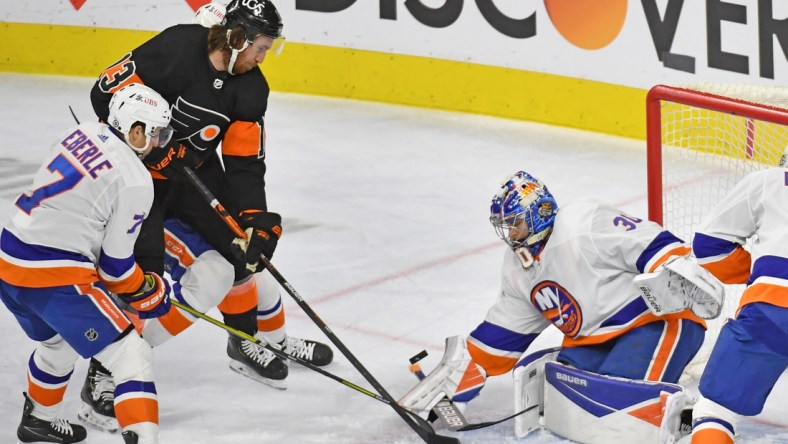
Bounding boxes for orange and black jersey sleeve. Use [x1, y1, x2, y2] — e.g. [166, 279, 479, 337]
[90, 24, 271, 210]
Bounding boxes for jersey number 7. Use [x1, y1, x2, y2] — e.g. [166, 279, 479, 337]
[16, 154, 84, 215]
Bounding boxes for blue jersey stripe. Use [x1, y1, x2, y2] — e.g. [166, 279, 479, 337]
[749, 255, 788, 284]
[600, 297, 649, 328]
[469, 321, 538, 353]
[635, 231, 685, 273]
[693, 232, 739, 259]
[98, 249, 135, 279]
[1, 229, 91, 263]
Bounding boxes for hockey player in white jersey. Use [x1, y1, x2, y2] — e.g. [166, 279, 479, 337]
[0, 84, 173, 444]
[399, 170, 725, 443]
[688, 153, 788, 443]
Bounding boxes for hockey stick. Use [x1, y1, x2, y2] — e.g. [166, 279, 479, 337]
[180, 167, 459, 444]
[171, 300, 397, 405]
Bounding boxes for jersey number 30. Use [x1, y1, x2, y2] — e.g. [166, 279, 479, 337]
[16, 154, 84, 215]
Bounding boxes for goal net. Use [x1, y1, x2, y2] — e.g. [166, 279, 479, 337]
[646, 84, 788, 382]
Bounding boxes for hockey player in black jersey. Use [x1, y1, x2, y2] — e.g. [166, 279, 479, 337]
[80, 0, 333, 431]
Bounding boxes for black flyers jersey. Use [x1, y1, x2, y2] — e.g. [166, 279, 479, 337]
[91, 24, 269, 211]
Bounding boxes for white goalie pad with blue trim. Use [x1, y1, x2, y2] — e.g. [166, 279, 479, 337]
[513, 347, 561, 438]
[543, 362, 687, 444]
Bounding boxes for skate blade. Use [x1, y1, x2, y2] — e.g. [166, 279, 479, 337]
[228, 361, 287, 390]
[78, 401, 119, 433]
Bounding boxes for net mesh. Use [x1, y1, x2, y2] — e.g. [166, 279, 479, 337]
[655, 84, 788, 382]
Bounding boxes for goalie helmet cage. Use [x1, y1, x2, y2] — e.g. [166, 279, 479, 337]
[645, 83, 788, 381]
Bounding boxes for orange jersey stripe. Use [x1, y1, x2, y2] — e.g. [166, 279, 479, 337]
[115, 397, 159, 427]
[467, 340, 518, 376]
[222, 121, 262, 157]
[646, 319, 680, 381]
[740, 281, 788, 309]
[563, 311, 704, 348]
[0, 257, 98, 288]
[101, 265, 144, 294]
[218, 278, 258, 314]
[27, 375, 68, 407]
[700, 247, 751, 284]
[78, 283, 132, 333]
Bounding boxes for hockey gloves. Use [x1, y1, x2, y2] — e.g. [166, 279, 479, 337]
[634, 255, 725, 319]
[230, 210, 282, 273]
[143, 142, 203, 178]
[122, 272, 172, 319]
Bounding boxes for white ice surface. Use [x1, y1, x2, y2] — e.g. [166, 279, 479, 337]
[0, 74, 785, 443]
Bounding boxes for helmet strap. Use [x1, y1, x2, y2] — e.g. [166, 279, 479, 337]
[226, 30, 250, 75]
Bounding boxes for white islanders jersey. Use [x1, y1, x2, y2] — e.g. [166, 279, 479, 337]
[468, 201, 702, 374]
[694, 167, 788, 309]
[0, 121, 151, 293]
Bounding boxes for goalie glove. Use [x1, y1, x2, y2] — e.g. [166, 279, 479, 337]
[398, 336, 487, 419]
[634, 255, 725, 320]
[121, 272, 172, 319]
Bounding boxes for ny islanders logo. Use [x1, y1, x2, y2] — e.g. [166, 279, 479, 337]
[530, 281, 583, 337]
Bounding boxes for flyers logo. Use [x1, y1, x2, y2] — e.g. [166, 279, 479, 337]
[530, 280, 582, 337]
[97, 53, 139, 94]
[171, 97, 230, 151]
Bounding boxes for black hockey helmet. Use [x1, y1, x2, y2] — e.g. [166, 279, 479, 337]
[224, 0, 283, 41]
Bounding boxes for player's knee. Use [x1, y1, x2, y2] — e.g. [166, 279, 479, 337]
[255, 270, 281, 306]
[95, 332, 154, 383]
[33, 335, 79, 375]
[178, 250, 234, 312]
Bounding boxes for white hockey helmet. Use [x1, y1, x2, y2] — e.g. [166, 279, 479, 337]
[108, 83, 173, 157]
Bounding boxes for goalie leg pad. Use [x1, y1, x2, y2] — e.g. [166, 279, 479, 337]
[543, 361, 684, 444]
[398, 336, 487, 417]
[513, 347, 561, 438]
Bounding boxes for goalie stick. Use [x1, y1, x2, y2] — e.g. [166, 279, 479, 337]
[180, 167, 459, 444]
[172, 301, 408, 407]
[409, 350, 538, 432]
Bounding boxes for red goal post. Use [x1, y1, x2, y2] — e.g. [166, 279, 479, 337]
[647, 84, 788, 238]
[645, 84, 788, 381]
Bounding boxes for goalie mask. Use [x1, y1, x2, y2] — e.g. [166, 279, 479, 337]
[108, 83, 173, 158]
[490, 171, 558, 268]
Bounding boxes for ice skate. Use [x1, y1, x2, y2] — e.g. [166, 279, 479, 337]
[279, 335, 334, 367]
[122, 430, 138, 443]
[227, 336, 288, 389]
[17, 392, 87, 444]
[77, 358, 119, 433]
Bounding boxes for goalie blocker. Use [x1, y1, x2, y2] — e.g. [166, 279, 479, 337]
[515, 359, 689, 444]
